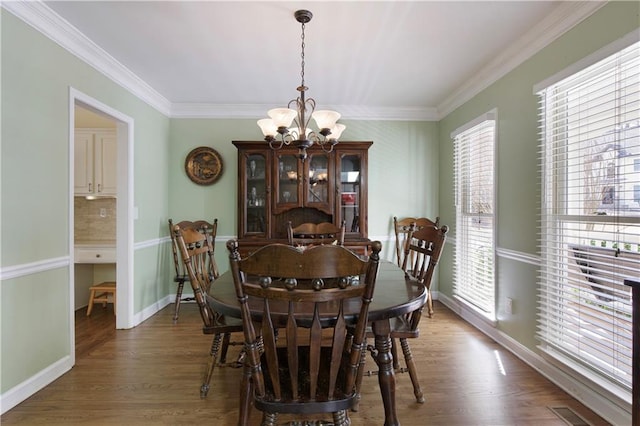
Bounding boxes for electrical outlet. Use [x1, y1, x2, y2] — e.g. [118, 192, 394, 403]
[506, 297, 514, 315]
[99, 208, 107, 218]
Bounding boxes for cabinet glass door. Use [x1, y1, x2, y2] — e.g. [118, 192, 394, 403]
[275, 153, 300, 212]
[305, 152, 331, 212]
[245, 153, 267, 235]
[339, 153, 362, 235]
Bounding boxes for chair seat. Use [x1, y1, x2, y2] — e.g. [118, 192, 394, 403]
[202, 316, 244, 335]
[173, 274, 190, 283]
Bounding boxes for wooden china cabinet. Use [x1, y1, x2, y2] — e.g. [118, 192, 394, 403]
[232, 141, 372, 256]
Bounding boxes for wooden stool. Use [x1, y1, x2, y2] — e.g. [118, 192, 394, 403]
[87, 282, 116, 316]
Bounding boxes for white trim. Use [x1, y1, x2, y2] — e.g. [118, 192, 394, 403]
[170, 103, 439, 122]
[438, 293, 632, 425]
[496, 247, 540, 266]
[3, 1, 171, 116]
[69, 88, 135, 330]
[539, 346, 631, 407]
[0, 236, 171, 281]
[0, 257, 68, 280]
[0, 355, 73, 415]
[68, 89, 77, 368]
[134, 237, 168, 251]
[452, 294, 498, 327]
[133, 295, 173, 326]
[438, 1, 607, 118]
[533, 29, 640, 93]
[450, 109, 497, 139]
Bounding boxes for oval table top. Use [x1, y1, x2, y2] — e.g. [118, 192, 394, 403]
[206, 260, 427, 323]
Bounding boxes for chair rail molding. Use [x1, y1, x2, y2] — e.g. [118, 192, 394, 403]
[0, 257, 69, 281]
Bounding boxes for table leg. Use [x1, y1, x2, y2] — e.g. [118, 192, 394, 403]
[372, 319, 399, 426]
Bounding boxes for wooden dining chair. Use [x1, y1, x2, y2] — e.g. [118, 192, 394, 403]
[173, 225, 243, 398]
[390, 222, 448, 403]
[401, 220, 447, 319]
[357, 220, 447, 405]
[168, 218, 220, 322]
[286, 220, 346, 247]
[393, 216, 441, 267]
[227, 239, 382, 426]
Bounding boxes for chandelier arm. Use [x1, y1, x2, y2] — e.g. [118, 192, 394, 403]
[320, 143, 335, 153]
[302, 97, 316, 135]
[268, 137, 285, 150]
[289, 97, 304, 136]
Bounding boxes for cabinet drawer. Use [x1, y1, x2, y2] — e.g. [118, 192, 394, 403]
[75, 247, 116, 263]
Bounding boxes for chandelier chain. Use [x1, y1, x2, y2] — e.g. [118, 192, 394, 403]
[300, 22, 306, 88]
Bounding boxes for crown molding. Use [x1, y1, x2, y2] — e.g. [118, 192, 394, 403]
[436, 1, 607, 119]
[4, 0, 606, 122]
[2, 0, 172, 116]
[170, 102, 439, 121]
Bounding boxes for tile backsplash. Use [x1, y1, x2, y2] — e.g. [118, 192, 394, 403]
[74, 197, 116, 243]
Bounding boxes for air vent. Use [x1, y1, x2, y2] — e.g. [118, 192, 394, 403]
[548, 406, 592, 426]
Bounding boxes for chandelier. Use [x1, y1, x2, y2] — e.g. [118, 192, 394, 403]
[257, 10, 345, 160]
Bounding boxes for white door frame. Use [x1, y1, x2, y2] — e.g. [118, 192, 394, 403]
[69, 87, 134, 342]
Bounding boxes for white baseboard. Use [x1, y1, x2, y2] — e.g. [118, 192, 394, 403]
[0, 355, 73, 415]
[1, 295, 175, 415]
[132, 295, 173, 325]
[436, 292, 632, 426]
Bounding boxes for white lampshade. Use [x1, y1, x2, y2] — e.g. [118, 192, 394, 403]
[312, 110, 341, 130]
[268, 108, 297, 128]
[257, 119, 277, 137]
[328, 123, 346, 140]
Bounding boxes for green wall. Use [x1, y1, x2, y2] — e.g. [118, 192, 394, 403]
[437, 1, 640, 348]
[1, 10, 171, 393]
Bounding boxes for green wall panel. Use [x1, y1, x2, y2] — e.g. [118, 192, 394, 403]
[1, 269, 69, 393]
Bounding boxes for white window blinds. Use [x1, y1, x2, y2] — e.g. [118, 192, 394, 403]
[538, 40, 639, 392]
[452, 113, 496, 316]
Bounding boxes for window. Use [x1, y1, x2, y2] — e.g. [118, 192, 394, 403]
[452, 111, 496, 318]
[537, 40, 639, 393]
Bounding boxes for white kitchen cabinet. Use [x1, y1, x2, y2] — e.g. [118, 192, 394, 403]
[74, 129, 117, 196]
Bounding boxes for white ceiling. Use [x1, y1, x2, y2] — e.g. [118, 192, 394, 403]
[34, 1, 603, 120]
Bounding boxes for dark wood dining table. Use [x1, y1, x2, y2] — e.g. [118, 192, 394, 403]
[207, 260, 426, 426]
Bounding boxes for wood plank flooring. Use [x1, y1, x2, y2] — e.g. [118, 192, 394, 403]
[1, 301, 611, 425]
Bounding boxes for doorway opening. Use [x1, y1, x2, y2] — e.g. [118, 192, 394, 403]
[69, 88, 134, 364]
[73, 105, 118, 335]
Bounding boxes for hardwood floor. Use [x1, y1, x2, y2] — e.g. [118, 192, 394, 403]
[2, 301, 610, 425]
